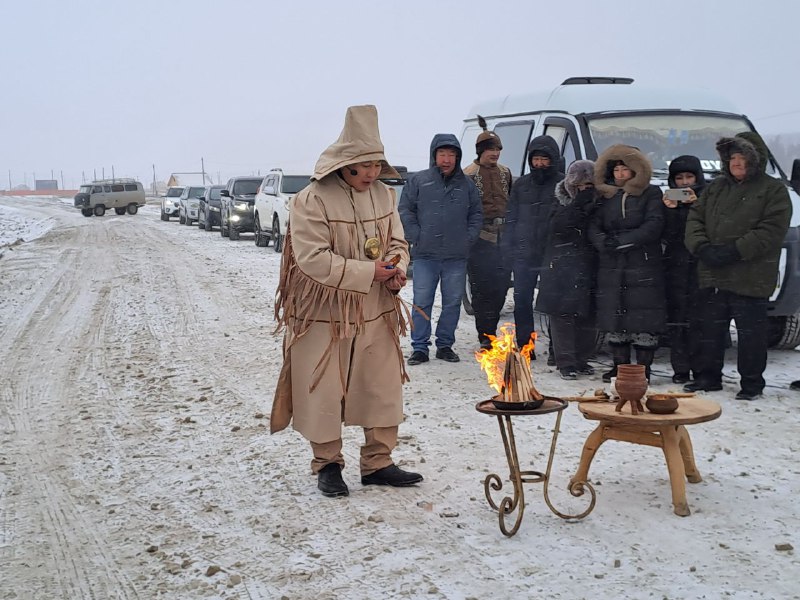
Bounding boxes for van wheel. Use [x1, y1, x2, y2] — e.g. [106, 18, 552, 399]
[81, 208, 93, 217]
[93, 205, 105, 217]
[114, 207, 126, 215]
[254, 215, 268, 247]
[161, 210, 169, 221]
[127, 204, 138, 215]
[768, 315, 800, 349]
[272, 217, 283, 253]
[229, 226, 240, 241]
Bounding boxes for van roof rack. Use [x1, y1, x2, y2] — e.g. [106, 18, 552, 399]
[561, 77, 634, 85]
[90, 178, 140, 184]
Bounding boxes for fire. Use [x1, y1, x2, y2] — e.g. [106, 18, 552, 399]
[475, 323, 536, 394]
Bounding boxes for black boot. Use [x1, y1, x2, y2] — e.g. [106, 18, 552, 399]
[602, 343, 631, 383]
[634, 346, 655, 381]
[361, 464, 423, 487]
[318, 463, 349, 497]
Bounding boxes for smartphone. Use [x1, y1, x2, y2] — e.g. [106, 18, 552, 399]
[664, 188, 694, 203]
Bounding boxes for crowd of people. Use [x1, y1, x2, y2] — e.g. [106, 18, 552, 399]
[271, 105, 792, 498]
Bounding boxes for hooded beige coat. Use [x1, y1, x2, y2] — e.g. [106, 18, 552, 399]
[270, 105, 410, 442]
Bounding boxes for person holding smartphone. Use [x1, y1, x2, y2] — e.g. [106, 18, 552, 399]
[661, 155, 706, 384]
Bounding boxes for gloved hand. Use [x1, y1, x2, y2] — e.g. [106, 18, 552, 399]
[697, 243, 740, 267]
[573, 188, 595, 209]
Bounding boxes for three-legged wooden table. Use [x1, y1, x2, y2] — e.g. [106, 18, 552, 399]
[570, 398, 721, 516]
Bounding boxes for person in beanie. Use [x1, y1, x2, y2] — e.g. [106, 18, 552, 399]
[587, 145, 665, 382]
[503, 136, 563, 352]
[662, 155, 706, 384]
[535, 160, 599, 379]
[684, 132, 792, 400]
[271, 105, 422, 497]
[399, 134, 482, 365]
[463, 116, 513, 349]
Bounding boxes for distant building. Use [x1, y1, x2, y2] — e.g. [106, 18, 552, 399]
[35, 179, 58, 191]
[167, 172, 213, 187]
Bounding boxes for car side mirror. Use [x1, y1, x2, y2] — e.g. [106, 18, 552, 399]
[263, 185, 277, 195]
[791, 158, 800, 195]
[220, 189, 231, 197]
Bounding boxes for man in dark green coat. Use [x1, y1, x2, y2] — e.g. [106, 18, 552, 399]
[684, 132, 792, 400]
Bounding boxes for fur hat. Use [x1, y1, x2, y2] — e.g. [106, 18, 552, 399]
[563, 160, 596, 199]
[716, 132, 767, 182]
[475, 115, 502, 156]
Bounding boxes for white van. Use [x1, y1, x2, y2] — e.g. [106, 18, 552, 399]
[460, 77, 800, 348]
[74, 179, 146, 217]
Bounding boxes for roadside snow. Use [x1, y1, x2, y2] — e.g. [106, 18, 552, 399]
[1, 195, 798, 600]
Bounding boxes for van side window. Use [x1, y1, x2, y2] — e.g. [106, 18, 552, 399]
[103, 185, 111, 193]
[543, 122, 579, 171]
[124, 184, 137, 191]
[111, 184, 124, 192]
[493, 121, 534, 177]
[92, 186, 102, 193]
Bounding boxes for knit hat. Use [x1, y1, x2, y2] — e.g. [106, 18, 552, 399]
[563, 160, 596, 199]
[475, 115, 502, 156]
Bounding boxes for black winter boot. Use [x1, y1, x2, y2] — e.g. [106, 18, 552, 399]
[602, 343, 631, 383]
[634, 346, 655, 381]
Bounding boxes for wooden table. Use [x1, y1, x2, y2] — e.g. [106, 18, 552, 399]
[570, 398, 721, 516]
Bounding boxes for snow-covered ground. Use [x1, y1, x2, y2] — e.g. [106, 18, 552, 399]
[1, 195, 798, 600]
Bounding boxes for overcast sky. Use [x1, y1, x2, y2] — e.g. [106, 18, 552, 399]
[3, 0, 800, 189]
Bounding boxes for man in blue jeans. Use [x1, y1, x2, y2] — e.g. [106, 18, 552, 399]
[399, 134, 482, 364]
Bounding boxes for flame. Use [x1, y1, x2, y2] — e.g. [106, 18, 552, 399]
[474, 323, 536, 394]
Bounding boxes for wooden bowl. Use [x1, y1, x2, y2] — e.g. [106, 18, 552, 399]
[645, 394, 679, 414]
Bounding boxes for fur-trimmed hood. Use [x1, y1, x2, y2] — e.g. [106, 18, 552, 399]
[594, 144, 652, 199]
[716, 132, 767, 183]
[668, 154, 706, 194]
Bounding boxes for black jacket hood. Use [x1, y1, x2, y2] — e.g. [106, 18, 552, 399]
[526, 135, 560, 167]
[668, 154, 706, 193]
[716, 132, 768, 183]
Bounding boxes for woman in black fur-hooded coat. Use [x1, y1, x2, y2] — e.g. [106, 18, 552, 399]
[662, 155, 706, 383]
[587, 144, 665, 381]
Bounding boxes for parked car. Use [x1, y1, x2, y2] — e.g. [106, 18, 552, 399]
[178, 185, 206, 226]
[219, 177, 263, 240]
[253, 169, 310, 252]
[198, 184, 225, 231]
[73, 179, 145, 217]
[160, 186, 184, 221]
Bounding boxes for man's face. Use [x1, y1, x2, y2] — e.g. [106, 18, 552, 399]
[613, 164, 634, 183]
[674, 172, 697, 188]
[479, 147, 501, 167]
[729, 153, 748, 181]
[436, 148, 458, 176]
[342, 161, 382, 192]
[530, 155, 551, 170]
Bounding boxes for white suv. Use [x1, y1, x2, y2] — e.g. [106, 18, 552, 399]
[160, 186, 184, 221]
[253, 169, 310, 252]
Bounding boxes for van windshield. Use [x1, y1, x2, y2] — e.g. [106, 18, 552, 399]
[586, 113, 774, 175]
[281, 176, 310, 194]
[79, 185, 92, 193]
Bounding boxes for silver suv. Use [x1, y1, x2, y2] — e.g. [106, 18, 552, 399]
[178, 186, 206, 226]
[253, 169, 310, 252]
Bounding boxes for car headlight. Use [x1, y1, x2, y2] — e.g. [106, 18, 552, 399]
[231, 214, 241, 222]
[235, 202, 250, 211]
[210, 206, 220, 212]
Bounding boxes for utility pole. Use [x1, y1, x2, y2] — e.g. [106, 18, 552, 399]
[201, 157, 206, 184]
[111, 165, 115, 181]
[60, 170, 64, 190]
[102, 167, 105, 180]
[51, 169, 54, 181]
[93, 168, 97, 181]
[82, 170, 85, 183]
[8, 170, 11, 191]
[152, 164, 156, 195]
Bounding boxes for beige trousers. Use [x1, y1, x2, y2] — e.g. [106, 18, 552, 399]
[310, 426, 398, 475]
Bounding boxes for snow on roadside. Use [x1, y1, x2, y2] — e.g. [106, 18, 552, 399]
[0, 195, 63, 247]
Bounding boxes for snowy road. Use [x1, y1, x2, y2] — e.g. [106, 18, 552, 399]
[1, 196, 799, 599]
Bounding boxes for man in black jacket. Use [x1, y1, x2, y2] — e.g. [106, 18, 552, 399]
[503, 136, 563, 352]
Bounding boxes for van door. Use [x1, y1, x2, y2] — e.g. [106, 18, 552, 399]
[492, 121, 535, 177]
[542, 117, 583, 171]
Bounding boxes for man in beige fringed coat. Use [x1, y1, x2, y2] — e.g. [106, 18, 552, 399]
[271, 105, 423, 497]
